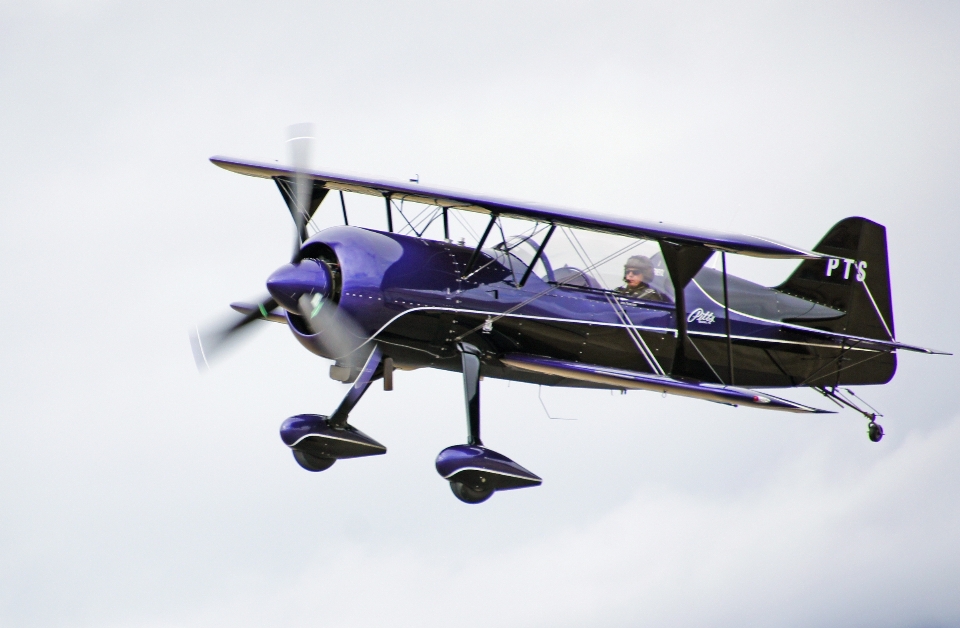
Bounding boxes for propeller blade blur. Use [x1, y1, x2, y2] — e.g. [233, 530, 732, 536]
[190, 296, 278, 370]
[295, 293, 368, 359]
[287, 122, 314, 259]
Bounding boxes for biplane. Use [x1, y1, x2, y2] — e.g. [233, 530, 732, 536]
[193, 132, 948, 504]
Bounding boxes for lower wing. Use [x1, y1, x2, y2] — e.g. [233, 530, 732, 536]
[500, 353, 831, 414]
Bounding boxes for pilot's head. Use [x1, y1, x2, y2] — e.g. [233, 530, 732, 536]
[624, 255, 654, 288]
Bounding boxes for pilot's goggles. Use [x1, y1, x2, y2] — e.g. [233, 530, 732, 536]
[624, 268, 643, 276]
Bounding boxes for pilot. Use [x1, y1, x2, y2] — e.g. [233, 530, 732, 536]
[616, 255, 666, 301]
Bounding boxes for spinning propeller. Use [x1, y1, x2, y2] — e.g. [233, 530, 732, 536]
[191, 125, 365, 369]
[286, 122, 315, 259]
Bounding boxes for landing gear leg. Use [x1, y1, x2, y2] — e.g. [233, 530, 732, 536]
[814, 386, 884, 443]
[436, 343, 541, 504]
[329, 345, 384, 428]
[449, 343, 493, 503]
[460, 343, 483, 447]
[281, 345, 388, 470]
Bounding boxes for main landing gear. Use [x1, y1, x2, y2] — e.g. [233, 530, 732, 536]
[435, 343, 542, 504]
[815, 386, 885, 443]
[279, 342, 540, 504]
[280, 346, 387, 470]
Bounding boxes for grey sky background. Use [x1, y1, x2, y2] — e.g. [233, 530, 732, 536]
[1, 2, 959, 626]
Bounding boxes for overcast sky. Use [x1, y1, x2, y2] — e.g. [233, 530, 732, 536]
[2, 2, 959, 627]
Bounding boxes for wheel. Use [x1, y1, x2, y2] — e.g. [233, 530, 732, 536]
[293, 449, 336, 472]
[450, 481, 494, 504]
[867, 422, 884, 443]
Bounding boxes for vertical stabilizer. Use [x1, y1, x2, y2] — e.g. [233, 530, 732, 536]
[776, 217, 894, 341]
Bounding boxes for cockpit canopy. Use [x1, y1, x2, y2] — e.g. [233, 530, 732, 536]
[486, 236, 843, 322]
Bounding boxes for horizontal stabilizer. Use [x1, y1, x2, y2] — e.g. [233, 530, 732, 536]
[784, 327, 950, 355]
[855, 339, 951, 355]
[500, 354, 832, 413]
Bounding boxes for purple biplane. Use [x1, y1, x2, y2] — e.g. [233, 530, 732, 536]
[193, 134, 947, 504]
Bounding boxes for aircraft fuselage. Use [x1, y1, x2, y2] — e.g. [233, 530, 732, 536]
[284, 226, 895, 389]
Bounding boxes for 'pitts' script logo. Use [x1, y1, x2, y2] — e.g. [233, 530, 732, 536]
[825, 258, 867, 282]
[687, 308, 716, 324]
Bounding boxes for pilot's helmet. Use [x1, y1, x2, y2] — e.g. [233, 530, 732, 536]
[624, 255, 654, 280]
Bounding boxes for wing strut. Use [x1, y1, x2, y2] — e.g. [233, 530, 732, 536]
[274, 177, 329, 247]
[722, 251, 735, 385]
[518, 224, 556, 288]
[463, 213, 499, 278]
[384, 193, 394, 232]
[339, 190, 349, 225]
[659, 243, 714, 377]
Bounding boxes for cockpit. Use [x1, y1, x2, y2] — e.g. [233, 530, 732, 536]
[484, 230, 843, 322]
[483, 230, 673, 304]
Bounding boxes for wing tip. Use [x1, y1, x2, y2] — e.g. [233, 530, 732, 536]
[209, 155, 282, 179]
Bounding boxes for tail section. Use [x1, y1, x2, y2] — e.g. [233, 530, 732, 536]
[776, 217, 894, 341]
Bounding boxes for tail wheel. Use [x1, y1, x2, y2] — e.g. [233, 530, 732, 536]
[293, 450, 336, 472]
[867, 422, 884, 443]
[450, 481, 494, 504]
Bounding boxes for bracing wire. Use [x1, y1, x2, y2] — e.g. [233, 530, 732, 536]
[454, 238, 644, 341]
[561, 228, 665, 376]
[449, 209, 481, 242]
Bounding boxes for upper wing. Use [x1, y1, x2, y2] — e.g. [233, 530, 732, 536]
[211, 156, 821, 260]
